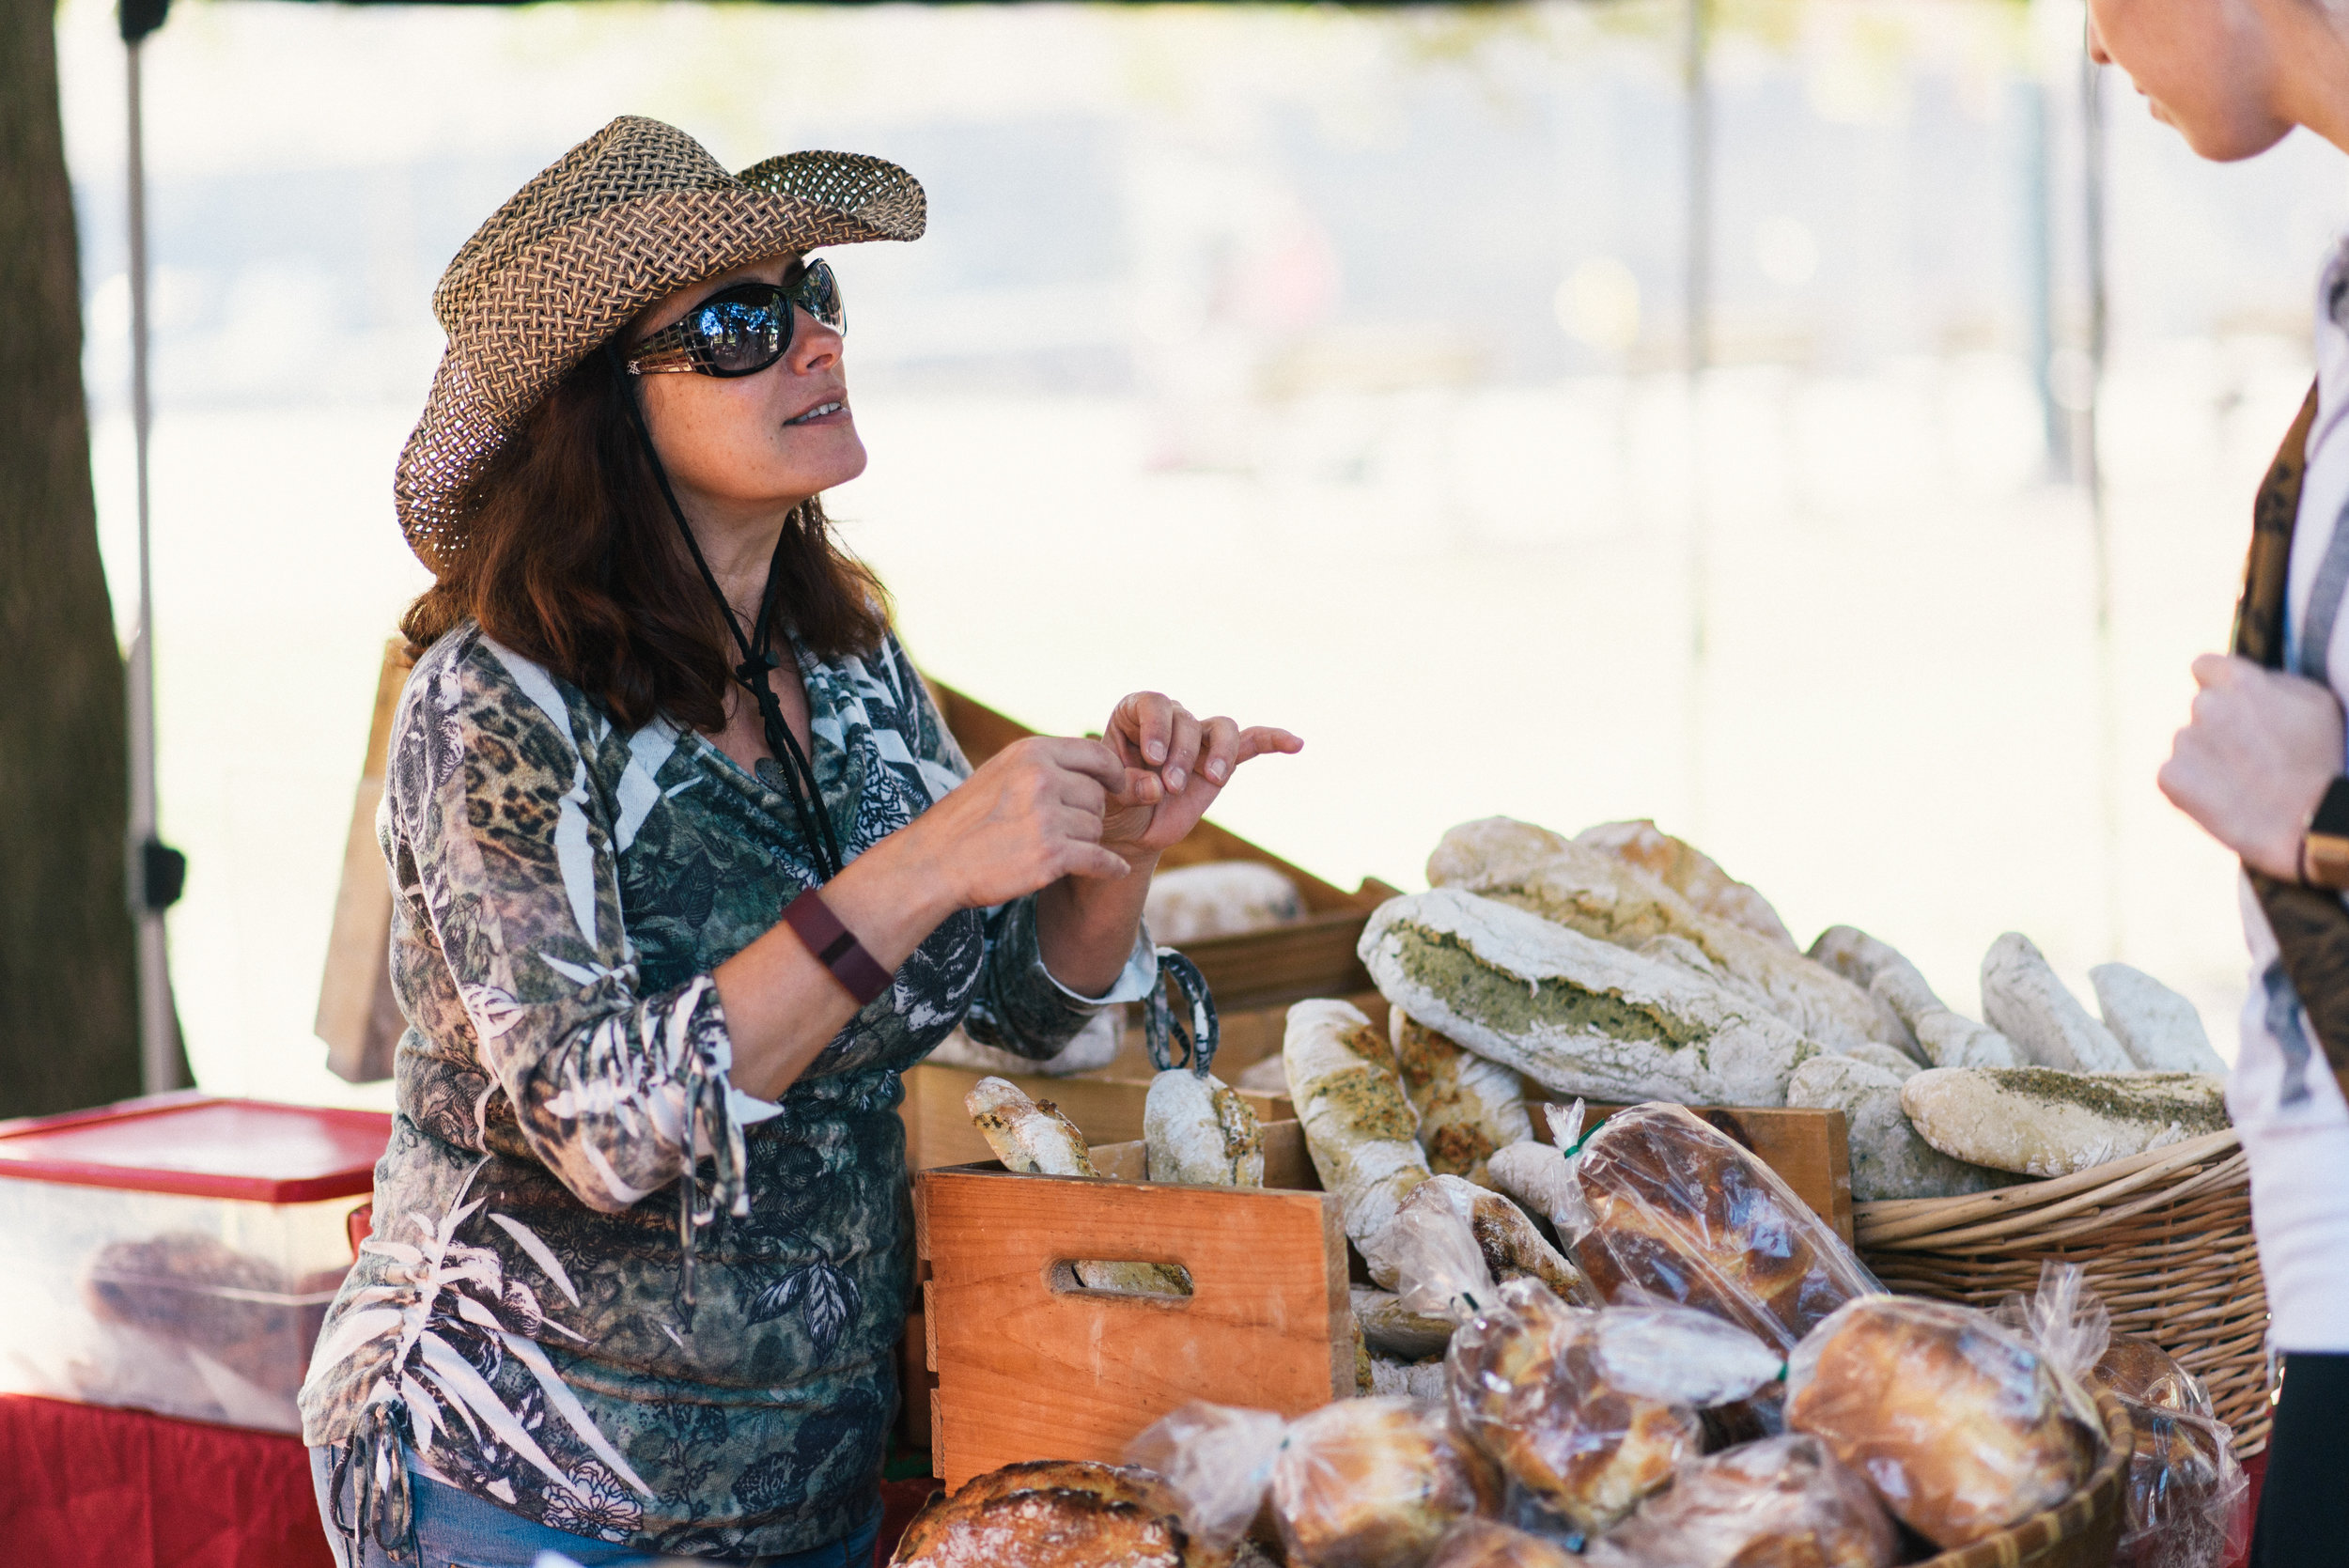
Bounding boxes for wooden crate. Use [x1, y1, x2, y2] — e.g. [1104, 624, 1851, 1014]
[914, 1101, 1850, 1485]
[927, 681, 1400, 1010]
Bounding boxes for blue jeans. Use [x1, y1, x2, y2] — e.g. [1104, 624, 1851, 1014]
[308, 1444, 881, 1568]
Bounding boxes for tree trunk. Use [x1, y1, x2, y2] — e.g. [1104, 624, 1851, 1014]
[0, 0, 143, 1117]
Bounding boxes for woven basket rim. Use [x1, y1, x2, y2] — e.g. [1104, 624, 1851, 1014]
[1912, 1387, 2132, 1567]
[1853, 1127, 2241, 1250]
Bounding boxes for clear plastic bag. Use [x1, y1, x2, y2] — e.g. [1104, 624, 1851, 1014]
[1584, 1433, 1898, 1568]
[2088, 1334, 2248, 1568]
[1388, 1200, 1781, 1540]
[1565, 1103, 1878, 1354]
[1783, 1294, 2100, 1549]
[1268, 1396, 1501, 1568]
[1125, 1400, 1290, 1557]
[1424, 1517, 1577, 1568]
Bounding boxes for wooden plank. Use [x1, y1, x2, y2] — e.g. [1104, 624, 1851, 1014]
[898, 1060, 1291, 1172]
[317, 639, 416, 1084]
[918, 1164, 1350, 1490]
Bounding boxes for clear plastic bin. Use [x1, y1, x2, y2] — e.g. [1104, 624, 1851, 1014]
[0, 1094, 389, 1433]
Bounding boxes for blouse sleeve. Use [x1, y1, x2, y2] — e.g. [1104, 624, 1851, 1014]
[388, 634, 773, 1219]
[879, 637, 1158, 1061]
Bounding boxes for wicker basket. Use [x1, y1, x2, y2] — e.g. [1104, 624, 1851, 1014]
[1913, 1388, 2133, 1567]
[1855, 1128, 2268, 1454]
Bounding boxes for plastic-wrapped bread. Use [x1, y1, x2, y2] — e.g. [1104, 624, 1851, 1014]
[1359, 890, 1823, 1109]
[1587, 1434, 1896, 1568]
[1568, 1103, 1877, 1352]
[1484, 1140, 1579, 1241]
[2089, 1339, 2248, 1568]
[890, 1459, 1192, 1567]
[1900, 1067, 2230, 1178]
[1144, 1070, 1264, 1186]
[1785, 1296, 2099, 1549]
[965, 1078, 1191, 1296]
[1374, 1173, 1596, 1308]
[1144, 861, 1305, 943]
[1269, 1397, 1501, 1568]
[1353, 1285, 1455, 1359]
[1392, 1012, 1533, 1186]
[1424, 1519, 1576, 1568]
[1784, 1055, 2014, 1202]
[1125, 1402, 1291, 1567]
[1811, 924, 2024, 1070]
[1429, 818, 1912, 1057]
[1284, 999, 1430, 1286]
[1981, 933, 2135, 1073]
[1573, 817, 1798, 950]
[2090, 965, 2229, 1076]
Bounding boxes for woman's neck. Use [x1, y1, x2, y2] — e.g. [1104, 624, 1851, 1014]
[673, 491, 804, 631]
[2273, 0, 2349, 156]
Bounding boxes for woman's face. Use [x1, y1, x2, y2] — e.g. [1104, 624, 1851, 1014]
[2088, 0, 2294, 160]
[626, 254, 866, 520]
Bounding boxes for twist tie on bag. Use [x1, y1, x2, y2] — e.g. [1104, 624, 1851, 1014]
[1545, 1098, 1591, 1156]
[1126, 1401, 1288, 1553]
[1143, 948, 1220, 1076]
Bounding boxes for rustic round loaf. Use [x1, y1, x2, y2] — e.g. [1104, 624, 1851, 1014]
[892, 1460, 1193, 1567]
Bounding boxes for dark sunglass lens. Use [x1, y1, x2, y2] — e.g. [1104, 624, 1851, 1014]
[693, 297, 785, 373]
[796, 264, 846, 334]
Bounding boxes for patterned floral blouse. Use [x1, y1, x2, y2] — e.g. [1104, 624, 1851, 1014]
[297, 621, 1150, 1558]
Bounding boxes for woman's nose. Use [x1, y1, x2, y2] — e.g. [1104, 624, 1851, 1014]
[2084, 15, 2112, 66]
[786, 318, 843, 376]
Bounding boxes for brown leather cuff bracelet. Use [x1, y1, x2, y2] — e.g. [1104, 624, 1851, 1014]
[780, 889, 894, 1006]
[2300, 776, 2349, 891]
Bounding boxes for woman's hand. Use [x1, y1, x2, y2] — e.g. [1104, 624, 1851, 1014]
[1096, 691, 1303, 866]
[2159, 654, 2345, 879]
[890, 736, 1139, 911]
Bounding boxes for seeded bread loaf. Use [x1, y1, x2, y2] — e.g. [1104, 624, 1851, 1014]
[1360, 889, 1822, 1109]
[1899, 1067, 2230, 1178]
[1784, 1055, 2015, 1202]
[1143, 1069, 1265, 1187]
[1391, 1012, 1533, 1187]
[1430, 818, 1913, 1059]
[1284, 999, 1431, 1286]
[1572, 817, 1798, 950]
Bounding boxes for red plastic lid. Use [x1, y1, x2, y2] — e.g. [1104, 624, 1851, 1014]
[0, 1092, 392, 1203]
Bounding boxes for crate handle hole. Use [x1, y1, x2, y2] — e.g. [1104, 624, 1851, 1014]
[1046, 1259, 1194, 1300]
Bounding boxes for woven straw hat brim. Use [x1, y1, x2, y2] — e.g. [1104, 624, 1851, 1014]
[394, 121, 925, 570]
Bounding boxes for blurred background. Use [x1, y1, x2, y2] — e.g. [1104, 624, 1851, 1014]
[52, 0, 2349, 1108]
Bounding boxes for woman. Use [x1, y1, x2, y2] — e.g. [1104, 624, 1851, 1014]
[2094, 1, 2349, 1560]
[297, 116, 1299, 1566]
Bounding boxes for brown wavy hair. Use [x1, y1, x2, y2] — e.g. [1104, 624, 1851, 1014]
[400, 348, 889, 735]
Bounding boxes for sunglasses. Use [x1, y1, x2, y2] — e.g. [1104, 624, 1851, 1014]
[621, 259, 845, 379]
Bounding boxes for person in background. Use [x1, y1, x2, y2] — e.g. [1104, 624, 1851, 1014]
[297, 116, 1299, 1567]
[2102, 0, 2349, 1560]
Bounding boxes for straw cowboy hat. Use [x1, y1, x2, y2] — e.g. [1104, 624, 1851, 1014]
[393, 115, 926, 568]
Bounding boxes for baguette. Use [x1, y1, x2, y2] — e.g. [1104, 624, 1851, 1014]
[1812, 924, 2024, 1071]
[1359, 888, 1822, 1109]
[1572, 817, 1798, 950]
[964, 1077, 1192, 1296]
[1784, 1055, 2014, 1201]
[1143, 1069, 1265, 1187]
[1392, 1012, 1533, 1187]
[1900, 1067, 2230, 1178]
[1284, 998, 1431, 1286]
[1431, 818, 1914, 1059]
[1980, 933, 2134, 1074]
[2089, 963, 2227, 1075]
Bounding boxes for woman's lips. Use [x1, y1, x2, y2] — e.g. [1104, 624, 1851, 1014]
[784, 399, 847, 427]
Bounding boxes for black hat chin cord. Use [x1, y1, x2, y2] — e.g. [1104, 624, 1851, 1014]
[610, 347, 844, 881]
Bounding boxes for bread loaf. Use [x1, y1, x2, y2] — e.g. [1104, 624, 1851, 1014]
[1981, 934, 2134, 1073]
[1360, 889, 1822, 1109]
[1590, 1433, 1897, 1568]
[1374, 1173, 1595, 1307]
[1569, 1103, 1875, 1352]
[1367, 1354, 1450, 1400]
[1784, 1055, 2014, 1202]
[1144, 1069, 1265, 1187]
[1900, 1067, 2230, 1178]
[2092, 1336, 2210, 1417]
[1445, 1281, 1697, 1534]
[928, 1008, 1122, 1078]
[2090, 964, 2228, 1076]
[1484, 1141, 1579, 1239]
[1144, 861, 1305, 943]
[1812, 924, 2023, 1070]
[1784, 1296, 2097, 1549]
[1430, 818, 1911, 1057]
[1352, 1285, 1455, 1359]
[1284, 999, 1431, 1286]
[1392, 1012, 1533, 1186]
[965, 1078, 1192, 1296]
[1573, 818, 1799, 950]
[1425, 1519, 1576, 1568]
[2087, 1342, 2245, 1568]
[891, 1459, 1194, 1567]
[1270, 1397, 1500, 1568]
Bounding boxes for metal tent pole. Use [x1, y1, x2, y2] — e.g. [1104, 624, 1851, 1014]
[1683, 0, 1712, 835]
[121, 5, 183, 1094]
[2081, 42, 2122, 959]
